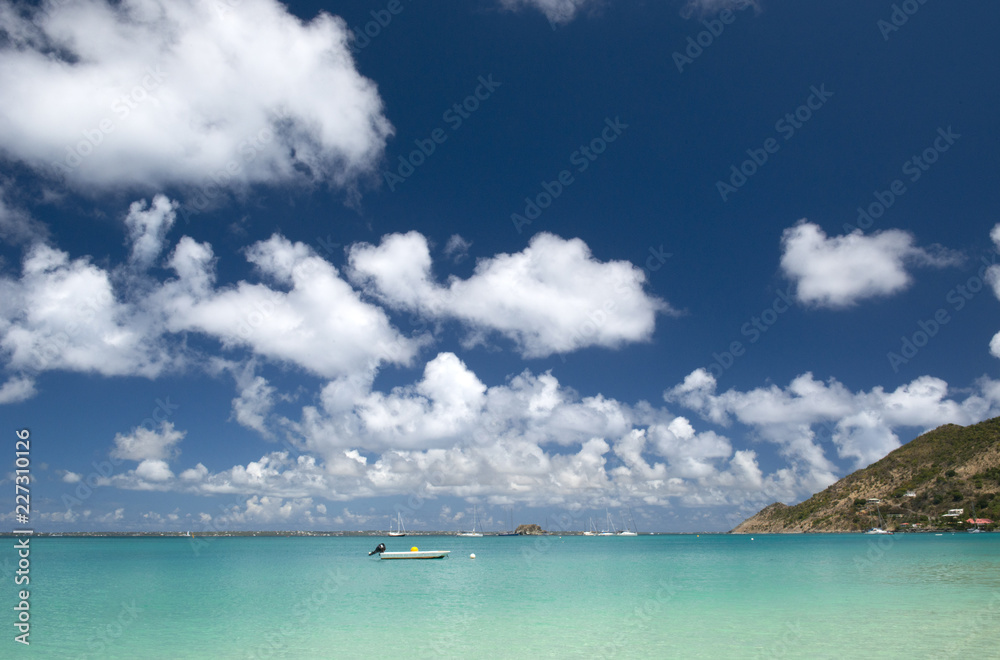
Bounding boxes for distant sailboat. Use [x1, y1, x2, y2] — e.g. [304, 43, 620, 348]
[388, 512, 406, 537]
[457, 505, 484, 537]
[864, 503, 893, 535]
[617, 507, 638, 536]
[598, 509, 617, 536]
[497, 506, 518, 536]
[583, 517, 598, 536]
[968, 501, 985, 533]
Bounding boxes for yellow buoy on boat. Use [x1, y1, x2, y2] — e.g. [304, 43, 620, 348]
[410, 546, 418, 552]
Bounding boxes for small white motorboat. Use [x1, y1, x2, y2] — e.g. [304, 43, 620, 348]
[380, 550, 450, 559]
[369, 543, 450, 559]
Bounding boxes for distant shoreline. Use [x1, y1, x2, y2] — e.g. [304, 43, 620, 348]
[6, 530, 979, 538]
[1, 530, 684, 538]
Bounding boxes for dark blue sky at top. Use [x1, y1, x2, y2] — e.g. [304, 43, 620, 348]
[4, 0, 1000, 532]
[290, 0, 998, 396]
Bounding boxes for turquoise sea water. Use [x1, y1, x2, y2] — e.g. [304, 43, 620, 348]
[5, 533, 1000, 659]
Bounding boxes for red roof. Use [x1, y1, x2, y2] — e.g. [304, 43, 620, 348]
[966, 518, 993, 525]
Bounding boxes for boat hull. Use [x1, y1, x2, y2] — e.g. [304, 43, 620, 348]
[378, 550, 450, 559]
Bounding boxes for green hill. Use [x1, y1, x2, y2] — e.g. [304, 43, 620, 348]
[731, 416, 1000, 533]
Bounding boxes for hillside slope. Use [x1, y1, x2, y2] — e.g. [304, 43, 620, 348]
[731, 417, 1000, 533]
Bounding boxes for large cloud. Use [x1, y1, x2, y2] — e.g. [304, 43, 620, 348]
[72, 348, 1000, 528]
[156, 233, 422, 378]
[780, 221, 960, 308]
[0, 208, 667, 397]
[349, 231, 670, 358]
[0, 0, 391, 192]
[17, 207, 1000, 525]
[0, 241, 177, 378]
[292, 352, 626, 455]
[104, 357, 782, 510]
[0, 206, 422, 389]
[666, 368, 1000, 480]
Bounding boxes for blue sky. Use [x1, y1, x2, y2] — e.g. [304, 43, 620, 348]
[1, 0, 999, 533]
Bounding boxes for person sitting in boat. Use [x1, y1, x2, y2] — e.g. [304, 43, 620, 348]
[369, 543, 386, 556]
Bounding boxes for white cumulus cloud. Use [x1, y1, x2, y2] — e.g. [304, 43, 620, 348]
[0, 374, 36, 404]
[349, 231, 670, 358]
[0, 0, 391, 192]
[158, 233, 422, 378]
[135, 458, 174, 482]
[93, 352, 1000, 519]
[780, 221, 960, 308]
[0, 208, 429, 397]
[666, 368, 1000, 477]
[231, 371, 277, 438]
[0, 242, 176, 378]
[111, 421, 185, 462]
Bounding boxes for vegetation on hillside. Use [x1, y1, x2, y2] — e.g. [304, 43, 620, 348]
[731, 417, 1000, 533]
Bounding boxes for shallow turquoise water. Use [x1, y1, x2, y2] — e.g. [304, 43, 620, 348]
[6, 533, 1000, 658]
